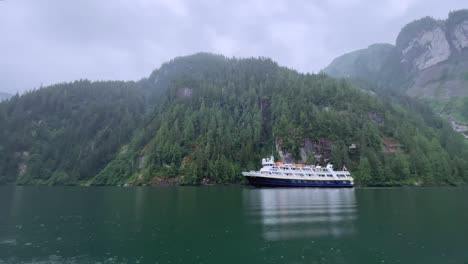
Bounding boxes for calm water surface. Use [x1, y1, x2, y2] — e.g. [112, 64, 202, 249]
[0, 186, 467, 263]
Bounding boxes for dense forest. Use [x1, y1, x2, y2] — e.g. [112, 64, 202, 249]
[0, 80, 146, 184]
[1, 53, 467, 186]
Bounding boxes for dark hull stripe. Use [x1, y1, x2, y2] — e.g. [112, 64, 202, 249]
[246, 176, 353, 188]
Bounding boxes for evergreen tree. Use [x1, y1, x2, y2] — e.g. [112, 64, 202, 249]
[1, 53, 467, 186]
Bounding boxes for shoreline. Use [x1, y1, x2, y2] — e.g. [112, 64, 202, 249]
[3, 183, 467, 188]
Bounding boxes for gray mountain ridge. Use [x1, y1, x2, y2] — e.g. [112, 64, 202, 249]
[324, 9, 468, 99]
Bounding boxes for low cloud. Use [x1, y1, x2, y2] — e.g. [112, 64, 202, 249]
[0, 0, 465, 93]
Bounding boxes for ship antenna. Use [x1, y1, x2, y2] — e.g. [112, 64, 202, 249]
[270, 138, 275, 163]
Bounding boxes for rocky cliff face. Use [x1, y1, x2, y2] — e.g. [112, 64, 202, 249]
[323, 10, 468, 98]
[396, 17, 452, 71]
[451, 20, 468, 51]
[400, 25, 451, 70]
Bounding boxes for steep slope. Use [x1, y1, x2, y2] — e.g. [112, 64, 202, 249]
[93, 53, 468, 187]
[324, 10, 468, 97]
[324, 9, 468, 132]
[0, 80, 146, 184]
[324, 44, 405, 89]
[1, 53, 467, 186]
[398, 13, 468, 98]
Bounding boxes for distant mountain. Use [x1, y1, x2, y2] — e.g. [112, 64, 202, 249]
[0, 92, 12, 101]
[324, 10, 468, 125]
[1, 53, 467, 187]
[324, 43, 405, 90]
[324, 10, 468, 96]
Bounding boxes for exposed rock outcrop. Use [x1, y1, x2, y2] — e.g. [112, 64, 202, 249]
[324, 10, 468, 99]
[401, 26, 451, 70]
[452, 20, 468, 51]
[396, 17, 452, 71]
[276, 138, 333, 165]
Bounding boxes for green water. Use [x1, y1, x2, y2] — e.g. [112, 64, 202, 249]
[1, 186, 467, 263]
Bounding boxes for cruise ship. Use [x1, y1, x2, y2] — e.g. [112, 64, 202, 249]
[242, 156, 354, 188]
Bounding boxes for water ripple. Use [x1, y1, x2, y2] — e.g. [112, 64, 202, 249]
[244, 188, 357, 241]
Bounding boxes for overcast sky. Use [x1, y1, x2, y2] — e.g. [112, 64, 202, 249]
[0, 0, 466, 93]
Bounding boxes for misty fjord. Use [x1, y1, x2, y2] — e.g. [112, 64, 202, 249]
[1, 0, 468, 263]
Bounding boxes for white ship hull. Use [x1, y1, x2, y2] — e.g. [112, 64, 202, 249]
[242, 156, 354, 188]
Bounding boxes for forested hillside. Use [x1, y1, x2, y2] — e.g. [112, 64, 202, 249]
[1, 53, 467, 186]
[0, 80, 146, 184]
[94, 54, 468, 186]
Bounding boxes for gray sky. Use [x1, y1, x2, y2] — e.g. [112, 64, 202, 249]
[0, 0, 466, 93]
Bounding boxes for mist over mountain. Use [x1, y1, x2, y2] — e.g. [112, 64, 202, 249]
[324, 10, 468, 127]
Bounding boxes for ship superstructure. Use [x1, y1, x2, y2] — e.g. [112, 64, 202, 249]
[242, 156, 354, 187]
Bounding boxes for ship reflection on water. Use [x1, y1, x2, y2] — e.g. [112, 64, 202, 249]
[244, 188, 357, 241]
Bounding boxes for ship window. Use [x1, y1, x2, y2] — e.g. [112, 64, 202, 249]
[327, 174, 333, 177]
